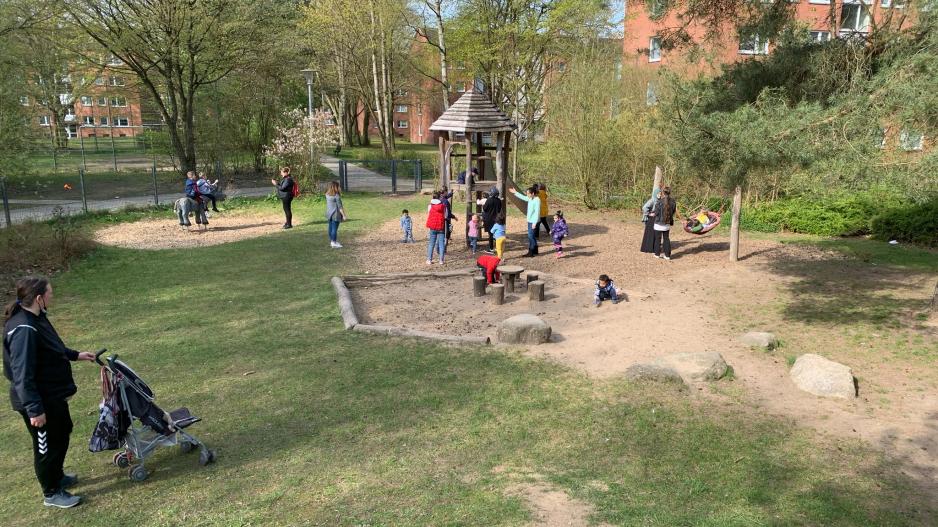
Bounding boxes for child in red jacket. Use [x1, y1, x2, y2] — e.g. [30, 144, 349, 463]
[476, 254, 501, 284]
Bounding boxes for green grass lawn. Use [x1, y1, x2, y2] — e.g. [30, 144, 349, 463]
[0, 195, 929, 526]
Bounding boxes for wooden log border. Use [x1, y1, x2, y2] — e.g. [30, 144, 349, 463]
[331, 276, 359, 330]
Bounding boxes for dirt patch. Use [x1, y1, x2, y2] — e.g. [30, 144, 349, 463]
[94, 212, 290, 250]
[495, 467, 611, 527]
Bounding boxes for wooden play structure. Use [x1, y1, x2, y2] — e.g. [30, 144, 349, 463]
[429, 91, 527, 238]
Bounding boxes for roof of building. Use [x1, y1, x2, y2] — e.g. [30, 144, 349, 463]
[429, 90, 516, 133]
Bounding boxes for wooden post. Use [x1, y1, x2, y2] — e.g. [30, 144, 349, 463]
[526, 272, 540, 287]
[502, 273, 516, 293]
[653, 165, 663, 194]
[729, 185, 742, 262]
[473, 276, 487, 297]
[931, 280, 938, 313]
[438, 136, 446, 189]
[465, 136, 473, 241]
[491, 283, 505, 305]
[528, 280, 545, 302]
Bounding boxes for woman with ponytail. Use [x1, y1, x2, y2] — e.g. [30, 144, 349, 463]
[3, 277, 96, 509]
[652, 186, 677, 260]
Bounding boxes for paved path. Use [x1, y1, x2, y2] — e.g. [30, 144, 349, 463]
[4, 186, 272, 226]
[319, 155, 424, 192]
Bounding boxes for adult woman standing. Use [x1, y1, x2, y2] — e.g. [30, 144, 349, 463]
[271, 167, 295, 229]
[3, 277, 96, 508]
[509, 185, 541, 257]
[481, 187, 503, 252]
[653, 186, 677, 260]
[426, 191, 447, 265]
[640, 187, 661, 254]
[325, 181, 347, 248]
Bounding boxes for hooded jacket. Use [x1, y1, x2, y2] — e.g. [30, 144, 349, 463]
[3, 307, 79, 417]
[482, 188, 502, 230]
[426, 199, 446, 231]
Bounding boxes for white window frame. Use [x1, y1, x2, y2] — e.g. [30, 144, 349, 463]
[810, 30, 831, 42]
[82, 116, 94, 125]
[649, 37, 662, 62]
[79, 95, 94, 106]
[39, 115, 51, 126]
[880, 0, 905, 7]
[648, 0, 666, 17]
[840, 1, 871, 35]
[107, 55, 123, 66]
[19, 96, 29, 106]
[110, 96, 127, 107]
[809, 0, 830, 4]
[98, 96, 108, 106]
[739, 35, 769, 55]
[114, 117, 130, 127]
[396, 120, 409, 129]
[899, 129, 924, 151]
[109, 76, 125, 86]
[394, 104, 408, 113]
[99, 117, 109, 126]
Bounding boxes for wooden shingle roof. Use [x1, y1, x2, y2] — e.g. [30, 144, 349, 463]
[429, 91, 516, 133]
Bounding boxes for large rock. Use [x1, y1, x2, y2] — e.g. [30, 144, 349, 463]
[740, 331, 777, 350]
[654, 352, 728, 382]
[497, 314, 552, 344]
[790, 354, 857, 399]
[624, 363, 684, 384]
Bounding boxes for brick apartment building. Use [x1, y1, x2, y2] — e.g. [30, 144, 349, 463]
[623, 0, 909, 70]
[22, 55, 157, 141]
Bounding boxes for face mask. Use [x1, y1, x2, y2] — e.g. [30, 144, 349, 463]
[37, 296, 47, 313]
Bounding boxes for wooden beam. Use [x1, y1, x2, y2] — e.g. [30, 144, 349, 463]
[438, 136, 446, 189]
[729, 185, 742, 262]
[330, 276, 359, 329]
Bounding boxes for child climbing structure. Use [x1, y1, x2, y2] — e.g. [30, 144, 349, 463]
[429, 91, 529, 240]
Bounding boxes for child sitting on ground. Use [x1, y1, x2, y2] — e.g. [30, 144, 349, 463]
[550, 210, 569, 258]
[594, 274, 620, 307]
[476, 253, 501, 284]
[467, 214, 481, 253]
[400, 209, 414, 243]
[490, 212, 507, 259]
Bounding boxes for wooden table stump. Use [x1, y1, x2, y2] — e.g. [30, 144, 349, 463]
[528, 280, 545, 302]
[497, 265, 524, 293]
[526, 272, 540, 288]
[473, 276, 487, 297]
[491, 283, 505, 305]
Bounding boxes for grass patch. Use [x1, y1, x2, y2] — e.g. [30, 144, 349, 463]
[0, 194, 928, 526]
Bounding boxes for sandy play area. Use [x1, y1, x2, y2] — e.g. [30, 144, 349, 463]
[95, 211, 292, 250]
[348, 197, 938, 503]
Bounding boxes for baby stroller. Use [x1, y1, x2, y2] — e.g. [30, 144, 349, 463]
[90, 349, 215, 482]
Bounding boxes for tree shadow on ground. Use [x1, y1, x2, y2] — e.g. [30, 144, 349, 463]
[762, 250, 931, 327]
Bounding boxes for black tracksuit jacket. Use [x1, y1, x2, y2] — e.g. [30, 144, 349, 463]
[3, 308, 79, 418]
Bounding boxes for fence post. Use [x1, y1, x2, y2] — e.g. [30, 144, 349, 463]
[1, 177, 11, 228]
[415, 159, 422, 192]
[339, 160, 348, 192]
[390, 159, 397, 192]
[78, 169, 88, 213]
[151, 160, 159, 206]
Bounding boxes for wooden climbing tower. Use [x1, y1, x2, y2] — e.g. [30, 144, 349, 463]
[429, 91, 518, 236]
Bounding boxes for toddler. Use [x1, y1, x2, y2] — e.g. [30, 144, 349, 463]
[491, 213, 507, 259]
[476, 254, 501, 284]
[594, 274, 620, 307]
[400, 209, 414, 243]
[467, 214, 481, 253]
[550, 210, 569, 258]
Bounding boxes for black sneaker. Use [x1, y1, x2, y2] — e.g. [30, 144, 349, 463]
[283, 224, 293, 229]
[43, 490, 81, 508]
[60, 473, 78, 489]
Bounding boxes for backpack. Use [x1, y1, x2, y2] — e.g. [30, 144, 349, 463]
[291, 178, 300, 198]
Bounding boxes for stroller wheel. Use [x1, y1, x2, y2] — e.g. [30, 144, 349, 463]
[198, 449, 216, 466]
[129, 465, 148, 482]
[179, 441, 195, 454]
[114, 452, 131, 468]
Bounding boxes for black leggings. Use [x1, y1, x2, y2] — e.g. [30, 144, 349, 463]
[653, 229, 671, 257]
[203, 193, 218, 211]
[20, 400, 73, 496]
[535, 216, 551, 237]
[281, 197, 293, 227]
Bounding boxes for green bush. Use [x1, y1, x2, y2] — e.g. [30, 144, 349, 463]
[871, 200, 938, 247]
[741, 193, 903, 237]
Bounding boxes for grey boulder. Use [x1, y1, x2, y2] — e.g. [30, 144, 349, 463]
[624, 363, 684, 384]
[497, 314, 552, 344]
[790, 354, 857, 399]
[654, 352, 729, 382]
[740, 331, 778, 350]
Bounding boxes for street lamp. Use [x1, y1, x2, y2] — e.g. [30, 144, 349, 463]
[301, 68, 317, 117]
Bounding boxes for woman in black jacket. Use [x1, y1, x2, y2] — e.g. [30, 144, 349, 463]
[652, 186, 678, 260]
[271, 166, 296, 229]
[3, 277, 95, 508]
[481, 187, 503, 251]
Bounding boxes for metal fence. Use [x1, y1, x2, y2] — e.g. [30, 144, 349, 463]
[336, 159, 428, 193]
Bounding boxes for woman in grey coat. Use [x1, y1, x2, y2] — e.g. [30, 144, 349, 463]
[325, 180, 347, 248]
[640, 187, 660, 254]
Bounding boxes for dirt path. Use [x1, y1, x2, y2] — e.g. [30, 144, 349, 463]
[95, 211, 291, 250]
[350, 198, 938, 507]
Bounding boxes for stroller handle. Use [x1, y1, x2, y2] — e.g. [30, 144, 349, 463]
[94, 348, 108, 366]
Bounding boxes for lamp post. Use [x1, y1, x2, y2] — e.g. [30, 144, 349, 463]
[301, 68, 316, 117]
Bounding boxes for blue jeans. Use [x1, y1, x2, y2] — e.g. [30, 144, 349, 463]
[427, 229, 446, 262]
[527, 223, 538, 253]
[328, 219, 340, 242]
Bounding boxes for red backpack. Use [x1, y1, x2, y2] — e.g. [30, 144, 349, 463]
[291, 178, 300, 198]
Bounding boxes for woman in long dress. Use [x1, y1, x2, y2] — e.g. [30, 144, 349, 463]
[640, 188, 661, 254]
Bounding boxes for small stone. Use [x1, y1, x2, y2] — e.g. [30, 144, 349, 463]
[653, 352, 729, 382]
[790, 354, 857, 399]
[497, 314, 551, 344]
[740, 332, 778, 350]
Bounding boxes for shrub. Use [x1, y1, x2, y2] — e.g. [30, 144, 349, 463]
[0, 218, 96, 293]
[871, 200, 938, 247]
[741, 193, 903, 236]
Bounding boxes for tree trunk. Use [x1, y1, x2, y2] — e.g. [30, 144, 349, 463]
[930, 280, 938, 313]
[652, 165, 663, 194]
[729, 185, 742, 262]
[432, 0, 450, 112]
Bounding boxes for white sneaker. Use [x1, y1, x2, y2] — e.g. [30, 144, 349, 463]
[333, 242, 343, 248]
[330, 241, 338, 248]
[663, 256, 671, 261]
